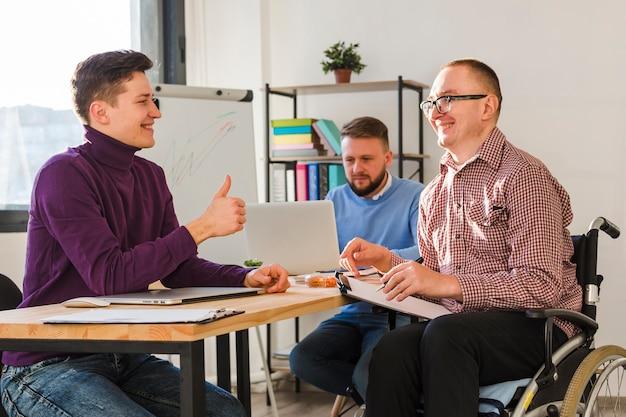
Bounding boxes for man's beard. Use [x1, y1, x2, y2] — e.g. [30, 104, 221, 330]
[349, 169, 387, 197]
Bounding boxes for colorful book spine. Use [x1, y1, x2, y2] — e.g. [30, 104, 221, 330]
[312, 122, 337, 156]
[318, 164, 329, 200]
[285, 162, 296, 202]
[313, 120, 342, 155]
[270, 163, 287, 202]
[273, 126, 312, 135]
[272, 148, 322, 158]
[273, 143, 323, 150]
[295, 162, 309, 201]
[273, 133, 320, 145]
[328, 163, 347, 190]
[271, 118, 315, 128]
[307, 163, 319, 200]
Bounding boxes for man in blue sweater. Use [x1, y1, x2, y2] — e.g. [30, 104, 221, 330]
[289, 117, 424, 404]
[1, 50, 289, 417]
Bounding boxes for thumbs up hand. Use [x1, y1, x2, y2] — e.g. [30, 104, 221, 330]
[185, 175, 246, 245]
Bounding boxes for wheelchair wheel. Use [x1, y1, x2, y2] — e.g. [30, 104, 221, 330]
[560, 345, 626, 417]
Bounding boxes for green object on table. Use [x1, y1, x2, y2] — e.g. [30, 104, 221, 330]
[243, 258, 263, 267]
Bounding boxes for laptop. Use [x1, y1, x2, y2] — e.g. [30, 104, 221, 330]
[245, 200, 341, 275]
[99, 287, 261, 305]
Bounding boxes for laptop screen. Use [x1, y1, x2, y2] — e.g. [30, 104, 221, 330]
[245, 201, 340, 275]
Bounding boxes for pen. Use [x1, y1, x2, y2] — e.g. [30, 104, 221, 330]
[376, 257, 424, 292]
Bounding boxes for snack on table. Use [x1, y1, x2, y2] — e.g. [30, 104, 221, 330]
[305, 274, 337, 288]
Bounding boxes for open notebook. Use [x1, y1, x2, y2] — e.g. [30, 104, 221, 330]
[43, 308, 243, 324]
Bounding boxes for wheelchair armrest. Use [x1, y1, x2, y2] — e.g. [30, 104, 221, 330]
[525, 308, 598, 334]
[526, 308, 598, 388]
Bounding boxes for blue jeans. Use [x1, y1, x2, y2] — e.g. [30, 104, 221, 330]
[1, 353, 245, 417]
[289, 311, 409, 400]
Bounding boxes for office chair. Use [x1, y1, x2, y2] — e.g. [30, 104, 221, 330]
[0, 273, 22, 417]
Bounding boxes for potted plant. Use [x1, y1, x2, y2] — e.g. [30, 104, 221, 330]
[321, 41, 366, 83]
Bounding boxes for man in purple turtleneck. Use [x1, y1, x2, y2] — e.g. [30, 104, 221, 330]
[0, 50, 289, 417]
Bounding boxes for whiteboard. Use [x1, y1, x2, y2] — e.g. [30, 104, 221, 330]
[139, 84, 257, 266]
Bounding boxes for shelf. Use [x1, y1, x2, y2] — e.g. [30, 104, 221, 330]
[269, 153, 430, 163]
[268, 79, 429, 96]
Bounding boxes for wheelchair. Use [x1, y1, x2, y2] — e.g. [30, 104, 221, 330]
[336, 216, 622, 417]
[504, 216, 623, 417]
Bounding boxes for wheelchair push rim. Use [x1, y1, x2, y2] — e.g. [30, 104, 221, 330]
[561, 345, 626, 417]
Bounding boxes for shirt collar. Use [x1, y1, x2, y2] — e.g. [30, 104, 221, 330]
[83, 125, 140, 171]
[369, 171, 392, 201]
[439, 127, 506, 175]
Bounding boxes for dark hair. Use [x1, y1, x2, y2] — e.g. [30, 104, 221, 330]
[340, 116, 389, 150]
[71, 50, 153, 124]
[444, 58, 502, 115]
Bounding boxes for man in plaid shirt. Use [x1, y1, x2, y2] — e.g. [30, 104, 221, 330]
[340, 58, 581, 417]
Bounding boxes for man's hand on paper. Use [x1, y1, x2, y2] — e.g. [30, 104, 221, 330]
[185, 175, 247, 244]
[244, 263, 290, 293]
[380, 261, 463, 302]
[339, 237, 392, 276]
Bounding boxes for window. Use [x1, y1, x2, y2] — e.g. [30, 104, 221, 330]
[0, 0, 133, 208]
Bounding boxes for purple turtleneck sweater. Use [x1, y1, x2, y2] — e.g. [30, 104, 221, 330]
[3, 126, 249, 366]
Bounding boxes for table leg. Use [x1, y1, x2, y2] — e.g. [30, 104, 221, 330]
[236, 329, 251, 417]
[216, 334, 231, 392]
[179, 339, 206, 417]
[295, 317, 300, 393]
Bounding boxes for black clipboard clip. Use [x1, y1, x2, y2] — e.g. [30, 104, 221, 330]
[335, 271, 351, 295]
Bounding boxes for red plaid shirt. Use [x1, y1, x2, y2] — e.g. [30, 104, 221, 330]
[392, 127, 581, 337]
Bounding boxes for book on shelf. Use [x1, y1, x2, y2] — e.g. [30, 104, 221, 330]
[272, 148, 326, 158]
[271, 118, 316, 128]
[312, 122, 337, 156]
[313, 119, 342, 155]
[273, 125, 312, 135]
[328, 163, 347, 190]
[273, 132, 321, 145]
[272, 143, 323, 151]
[307, 162, 319, 200]
[270, 163, 287, 202]
[270, 161, 346, 202]
[295, 162, 308, 201]
[318, 163, 330, 199]
[285, 163, 296, 202]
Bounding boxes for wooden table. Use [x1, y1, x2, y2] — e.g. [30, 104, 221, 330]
[0, 285, 349, 417]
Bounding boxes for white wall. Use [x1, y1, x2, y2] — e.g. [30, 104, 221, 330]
[261, 0, 626, 347]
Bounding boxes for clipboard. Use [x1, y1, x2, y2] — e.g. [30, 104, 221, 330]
[335, 272, 451, 319]
[43, 308, 244, 324]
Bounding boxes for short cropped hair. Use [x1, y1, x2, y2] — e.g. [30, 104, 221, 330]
[340, 116, 390, 151]
[71, 50, 153, 124]
[444, 58, 502, 115]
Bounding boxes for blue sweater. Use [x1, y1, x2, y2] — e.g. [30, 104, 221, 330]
[327, 177, 424, 313]
[3, 126, 249, 366]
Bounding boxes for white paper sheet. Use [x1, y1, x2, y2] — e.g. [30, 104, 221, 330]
[43, 308, 241, 324]
[346, 277, 452, 319]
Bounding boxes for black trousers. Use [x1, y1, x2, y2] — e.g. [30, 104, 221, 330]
[364, 311, 567, 417]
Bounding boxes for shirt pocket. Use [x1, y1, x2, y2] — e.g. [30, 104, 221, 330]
[466, 202, 509, 256]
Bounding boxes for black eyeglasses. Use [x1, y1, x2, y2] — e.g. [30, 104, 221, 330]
[419, 94, 487, 116]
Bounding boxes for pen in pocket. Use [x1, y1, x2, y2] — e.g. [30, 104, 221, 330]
[376, 256, 424, 292]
